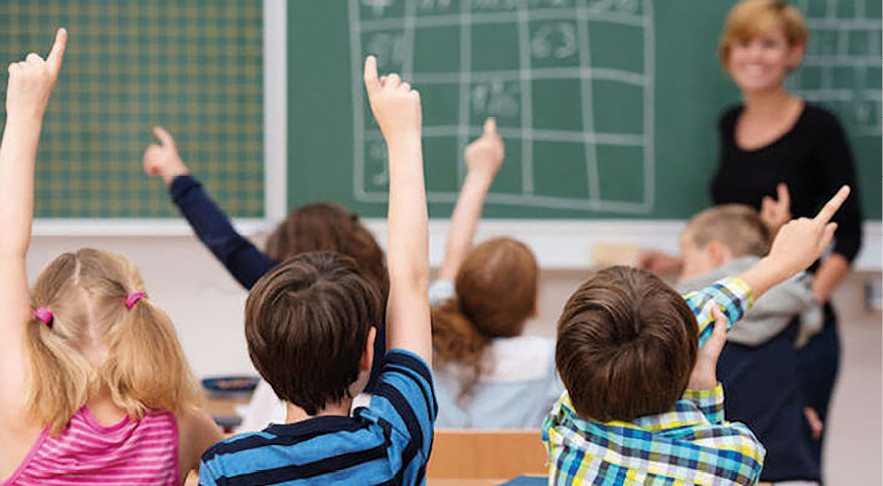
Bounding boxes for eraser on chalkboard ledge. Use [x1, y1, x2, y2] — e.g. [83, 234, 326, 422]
[591, 241, 640, 268]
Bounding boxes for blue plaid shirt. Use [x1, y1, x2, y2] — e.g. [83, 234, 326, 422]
[542, 277, 765, 485]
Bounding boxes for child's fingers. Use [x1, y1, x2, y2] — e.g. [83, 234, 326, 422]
[152, 126, 176, 148]
[400, 82, 411, 92]
[817, 222, 838, 253]
[363, 55, 380, 93]
[142, 146, 159, 173]
[25, 53, 42, 65]
[483, 117, 497, 136]
[813, 185, 850, 225]
[46, 27, 67, 77]
[702, 306, 728, 359]
[386, 73, 401, 88]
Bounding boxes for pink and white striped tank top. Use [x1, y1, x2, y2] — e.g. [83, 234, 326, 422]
[2, 406, 179, 486]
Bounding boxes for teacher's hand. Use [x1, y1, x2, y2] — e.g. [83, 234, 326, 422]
[761, 183, 791, 237]
[636, 250, 683, 276]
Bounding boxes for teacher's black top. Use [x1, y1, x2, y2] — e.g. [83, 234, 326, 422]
[712, 103, 863, 263]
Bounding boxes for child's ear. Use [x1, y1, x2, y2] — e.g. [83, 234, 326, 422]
[360, 326, 377, 372]
[707, 240, 734, 265]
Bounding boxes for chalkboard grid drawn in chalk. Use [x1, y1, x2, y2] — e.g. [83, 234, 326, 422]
[789, 0, 882, 138]
[350, 0, 656, 214]
[0, 0, 268, 221]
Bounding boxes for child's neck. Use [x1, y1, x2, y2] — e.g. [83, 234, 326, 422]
[285, 398, 354, 424]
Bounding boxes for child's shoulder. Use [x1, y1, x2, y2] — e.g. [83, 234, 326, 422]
[201, 429, 273, 462]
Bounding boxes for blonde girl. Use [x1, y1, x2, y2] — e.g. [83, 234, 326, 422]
[0, 30, 221, 485]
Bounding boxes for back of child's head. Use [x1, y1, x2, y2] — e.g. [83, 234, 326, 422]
[683, 204, 771, 258]
[264, 202, 389, 302]
[556, 266, 697, 422]
[431, 237, 538, 397]
[27, 248, 200, 434]
[245, 251, 382, 415]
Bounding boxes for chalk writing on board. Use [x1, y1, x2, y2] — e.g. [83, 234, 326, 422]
[789, 0, 882, 137]
[350, 0, 655, 213]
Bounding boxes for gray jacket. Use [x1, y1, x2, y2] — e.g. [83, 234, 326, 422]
[676, 256, 823, 348]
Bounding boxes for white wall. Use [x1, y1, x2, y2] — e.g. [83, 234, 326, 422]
[26, 235, 256, 379]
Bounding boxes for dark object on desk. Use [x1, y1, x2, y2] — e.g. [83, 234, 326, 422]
[202, 376, 259, 399]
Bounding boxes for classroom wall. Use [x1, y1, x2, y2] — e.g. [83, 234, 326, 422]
[25, 233, 881, 485]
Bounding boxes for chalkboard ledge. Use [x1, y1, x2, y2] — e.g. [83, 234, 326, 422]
[32, 219, 275, 237]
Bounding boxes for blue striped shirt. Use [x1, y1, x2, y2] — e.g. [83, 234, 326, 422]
[199, 350, 436, 485]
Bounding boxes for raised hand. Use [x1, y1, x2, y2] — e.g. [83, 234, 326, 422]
[6, 28, 66, 119]
[688, 307, 727, 391]
[767, 185, 849, 276]
[363, 56, 421, 146]
[760, 183, 791, 236]
[143, 126, 189, 184]
[465, 118, 504, 179]
[738, 185, 851, 300]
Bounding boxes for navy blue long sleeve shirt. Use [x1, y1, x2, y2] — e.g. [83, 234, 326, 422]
[169, 174, 385, 392]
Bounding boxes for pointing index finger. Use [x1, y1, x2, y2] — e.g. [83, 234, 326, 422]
[813, 185, 850, 225]
[153, 126, 177, 148]
[46, 28, 67, 77]
[363, 56, 380, 93]
[483, 117, 497, 136]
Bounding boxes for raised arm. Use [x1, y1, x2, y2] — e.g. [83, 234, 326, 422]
[364, 56, 431, 365]
[437, 118, 503, 281]
[0, 28, 66, 341]
[143, 127, 276, 289]
[0, 29, 66, 424]
[688, 186, 850, 348]
[739, 185, 850, 301]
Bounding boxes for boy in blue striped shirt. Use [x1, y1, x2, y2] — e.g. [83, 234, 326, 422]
[199, 56, 435, 485]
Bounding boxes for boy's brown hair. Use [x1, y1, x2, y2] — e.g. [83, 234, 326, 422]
[556, 266, 697, 422]
[245, 252, 382, 415]
[264, 202, 389, 303]
[683, 204, 771, 257]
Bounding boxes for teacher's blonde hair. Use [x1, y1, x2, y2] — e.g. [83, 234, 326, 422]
[719, 0, 808, 71]
[26, 249, 201, 435]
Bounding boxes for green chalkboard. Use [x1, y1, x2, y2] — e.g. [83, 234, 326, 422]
[0, 0, 264, 219]
[289, 0, 881, 219]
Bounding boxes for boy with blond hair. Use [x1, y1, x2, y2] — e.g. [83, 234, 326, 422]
[677, 204, 823, 482]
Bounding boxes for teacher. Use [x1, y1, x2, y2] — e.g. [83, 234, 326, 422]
[642, 0, 863, 475]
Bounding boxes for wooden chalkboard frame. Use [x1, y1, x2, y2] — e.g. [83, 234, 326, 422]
[32, 0, 287, 236]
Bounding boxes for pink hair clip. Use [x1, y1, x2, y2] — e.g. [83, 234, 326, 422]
[33, 307, 54, 326]
[125, 291, 145, 309]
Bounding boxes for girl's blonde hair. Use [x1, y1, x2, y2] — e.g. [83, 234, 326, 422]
[718, 0, 808, 70]
[27, 248, 200, 435]
[431, 238, 538, 399]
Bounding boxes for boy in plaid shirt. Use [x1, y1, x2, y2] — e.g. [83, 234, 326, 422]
[543, 186, 850, 485]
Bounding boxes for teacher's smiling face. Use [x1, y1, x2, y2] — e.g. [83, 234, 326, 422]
[727, 27, 804, 94]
